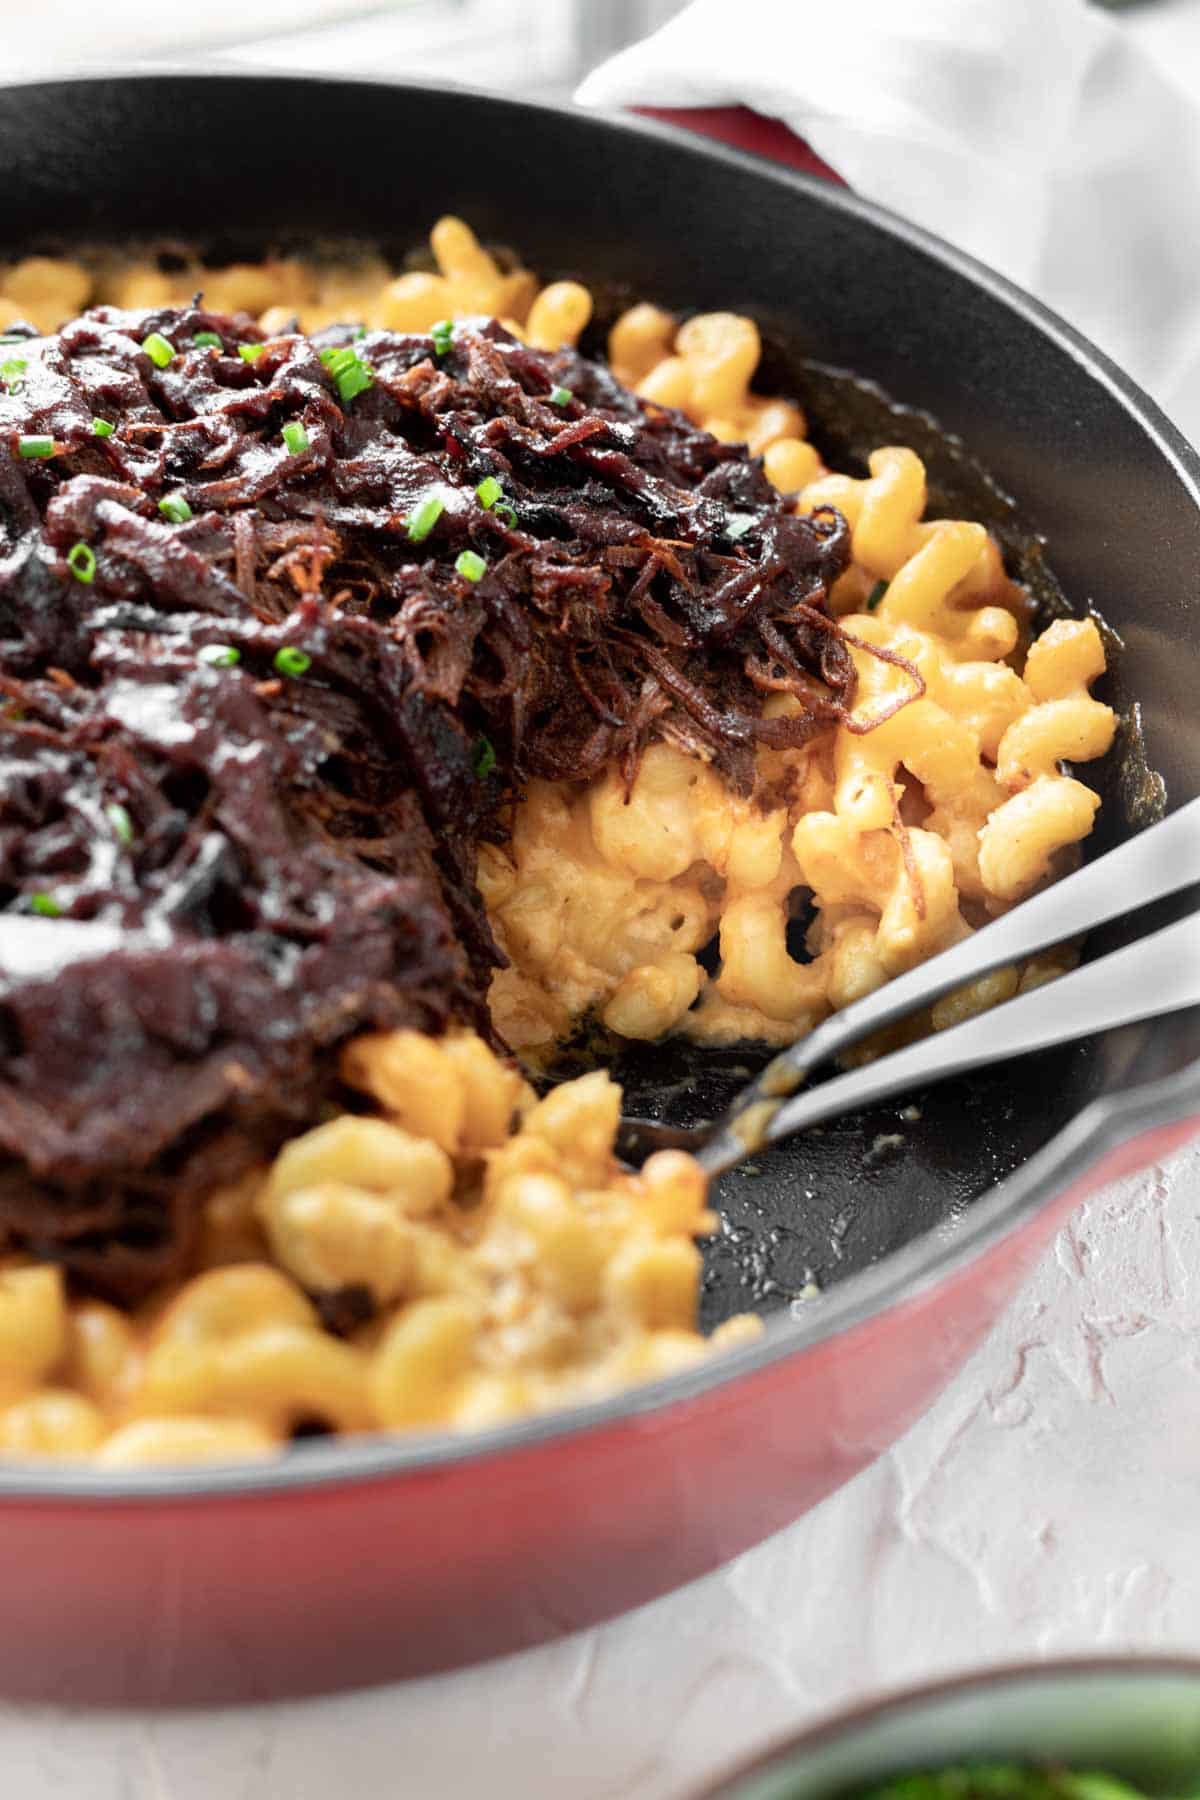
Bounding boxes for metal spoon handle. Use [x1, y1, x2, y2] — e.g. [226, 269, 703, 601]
[702, 797, 1200, 1170]
[698, 907, 1200, 1172]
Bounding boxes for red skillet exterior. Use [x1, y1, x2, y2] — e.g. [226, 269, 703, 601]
[0, 1113, 1192, 1706]
[632, 104, 847, 185]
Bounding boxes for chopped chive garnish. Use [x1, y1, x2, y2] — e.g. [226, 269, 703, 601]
[238, 343, 266, 363]
[455, 550, 487, 583]
[548, 385, 572, 407]
[105, 801, 133, 846]
[431, 319, 453, 357]
[17, 435, 55, 459]
[336, 361, 372, 404]
[320, 346, 356, 374]
[866, 579, 887, 612]
[198, 643, 240, 667]
[28, 892, 62, 918]
[66, 542, 96, 584]
[141, 332, 175, 369]
[725, 513, 755, 541]
[91, 417, 114, 438]
[472, 734, 497, 779]
[319, 343, 373, 401]
[273, 646, 312, 677]
[281, 420, 310, 455]
[493, 501, 517, 528]
[192, 331, 224, 350]
[1, 357, 27, 387]
[476, 476, 503, 510]
[158, 494, 193, 524]
[405, 493, 444, 543]
[354, 325, 367, 341]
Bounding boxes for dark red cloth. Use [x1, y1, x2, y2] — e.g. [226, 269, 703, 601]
[633, 104, 845, 185]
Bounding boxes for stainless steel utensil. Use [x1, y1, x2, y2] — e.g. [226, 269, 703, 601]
[616, 799, 1200, 1175]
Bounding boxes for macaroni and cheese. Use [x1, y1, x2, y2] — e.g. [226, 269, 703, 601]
[0, 1033, 756, 1463]
[0, 220, 1115, 1462]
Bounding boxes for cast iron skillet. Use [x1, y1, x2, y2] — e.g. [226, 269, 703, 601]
[0, 73, 1196, 1704]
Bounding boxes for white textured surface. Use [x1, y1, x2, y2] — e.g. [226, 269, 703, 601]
[2, 1139, 1197, 1798]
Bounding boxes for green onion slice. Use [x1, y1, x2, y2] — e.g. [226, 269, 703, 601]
[548, 385, 572, 407]
[865, 579, 888, 612]
[405, 493, 445, 543]
[17, 435, 55, 459]
[273, 646, 311, 677]
[105, 801, 133, 846]
[492, 501, 518, 528]
[66, 542, 97, 584]
[336, 361, 372, 404]
[476, 476, 503, 510]
[141, 332, 175, 369]
[158, 494, 193, 524]
[316, 343, 373, 403]
[28, 892, 62, 917]
[281, 421, 310, 455]
[431, 319, 454, 357]
[455, 550, 487, 583]
[192, 331, 224, 350]
[472, 735, 497, 779]
[91, 417, 114, 438]
[198, 643, 240, 668]
[725, 513, 755, 542]
[238, 343, 266, 363]
[1, 358, 27, 387]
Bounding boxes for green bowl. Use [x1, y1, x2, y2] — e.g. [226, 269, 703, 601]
[702, 1663, 1200, 1800]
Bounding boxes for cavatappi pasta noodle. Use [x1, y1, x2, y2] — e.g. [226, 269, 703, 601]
[0, 219, 1116, 1461]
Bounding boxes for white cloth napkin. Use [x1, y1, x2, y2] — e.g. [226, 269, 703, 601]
[576, 0, 1200, 447]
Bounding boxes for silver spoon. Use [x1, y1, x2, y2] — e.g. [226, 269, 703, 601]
[614, 797, 1200, 1176]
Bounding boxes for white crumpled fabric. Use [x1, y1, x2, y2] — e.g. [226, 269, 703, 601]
[576, 0, 1200, 447]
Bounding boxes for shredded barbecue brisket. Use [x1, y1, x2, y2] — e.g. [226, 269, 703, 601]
[0, 304, 856, 1298]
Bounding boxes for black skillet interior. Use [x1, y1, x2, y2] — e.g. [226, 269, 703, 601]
[0, 74, 1196, 1332]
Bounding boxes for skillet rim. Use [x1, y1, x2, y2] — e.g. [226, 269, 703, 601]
[0, 68, 1195, 1503]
